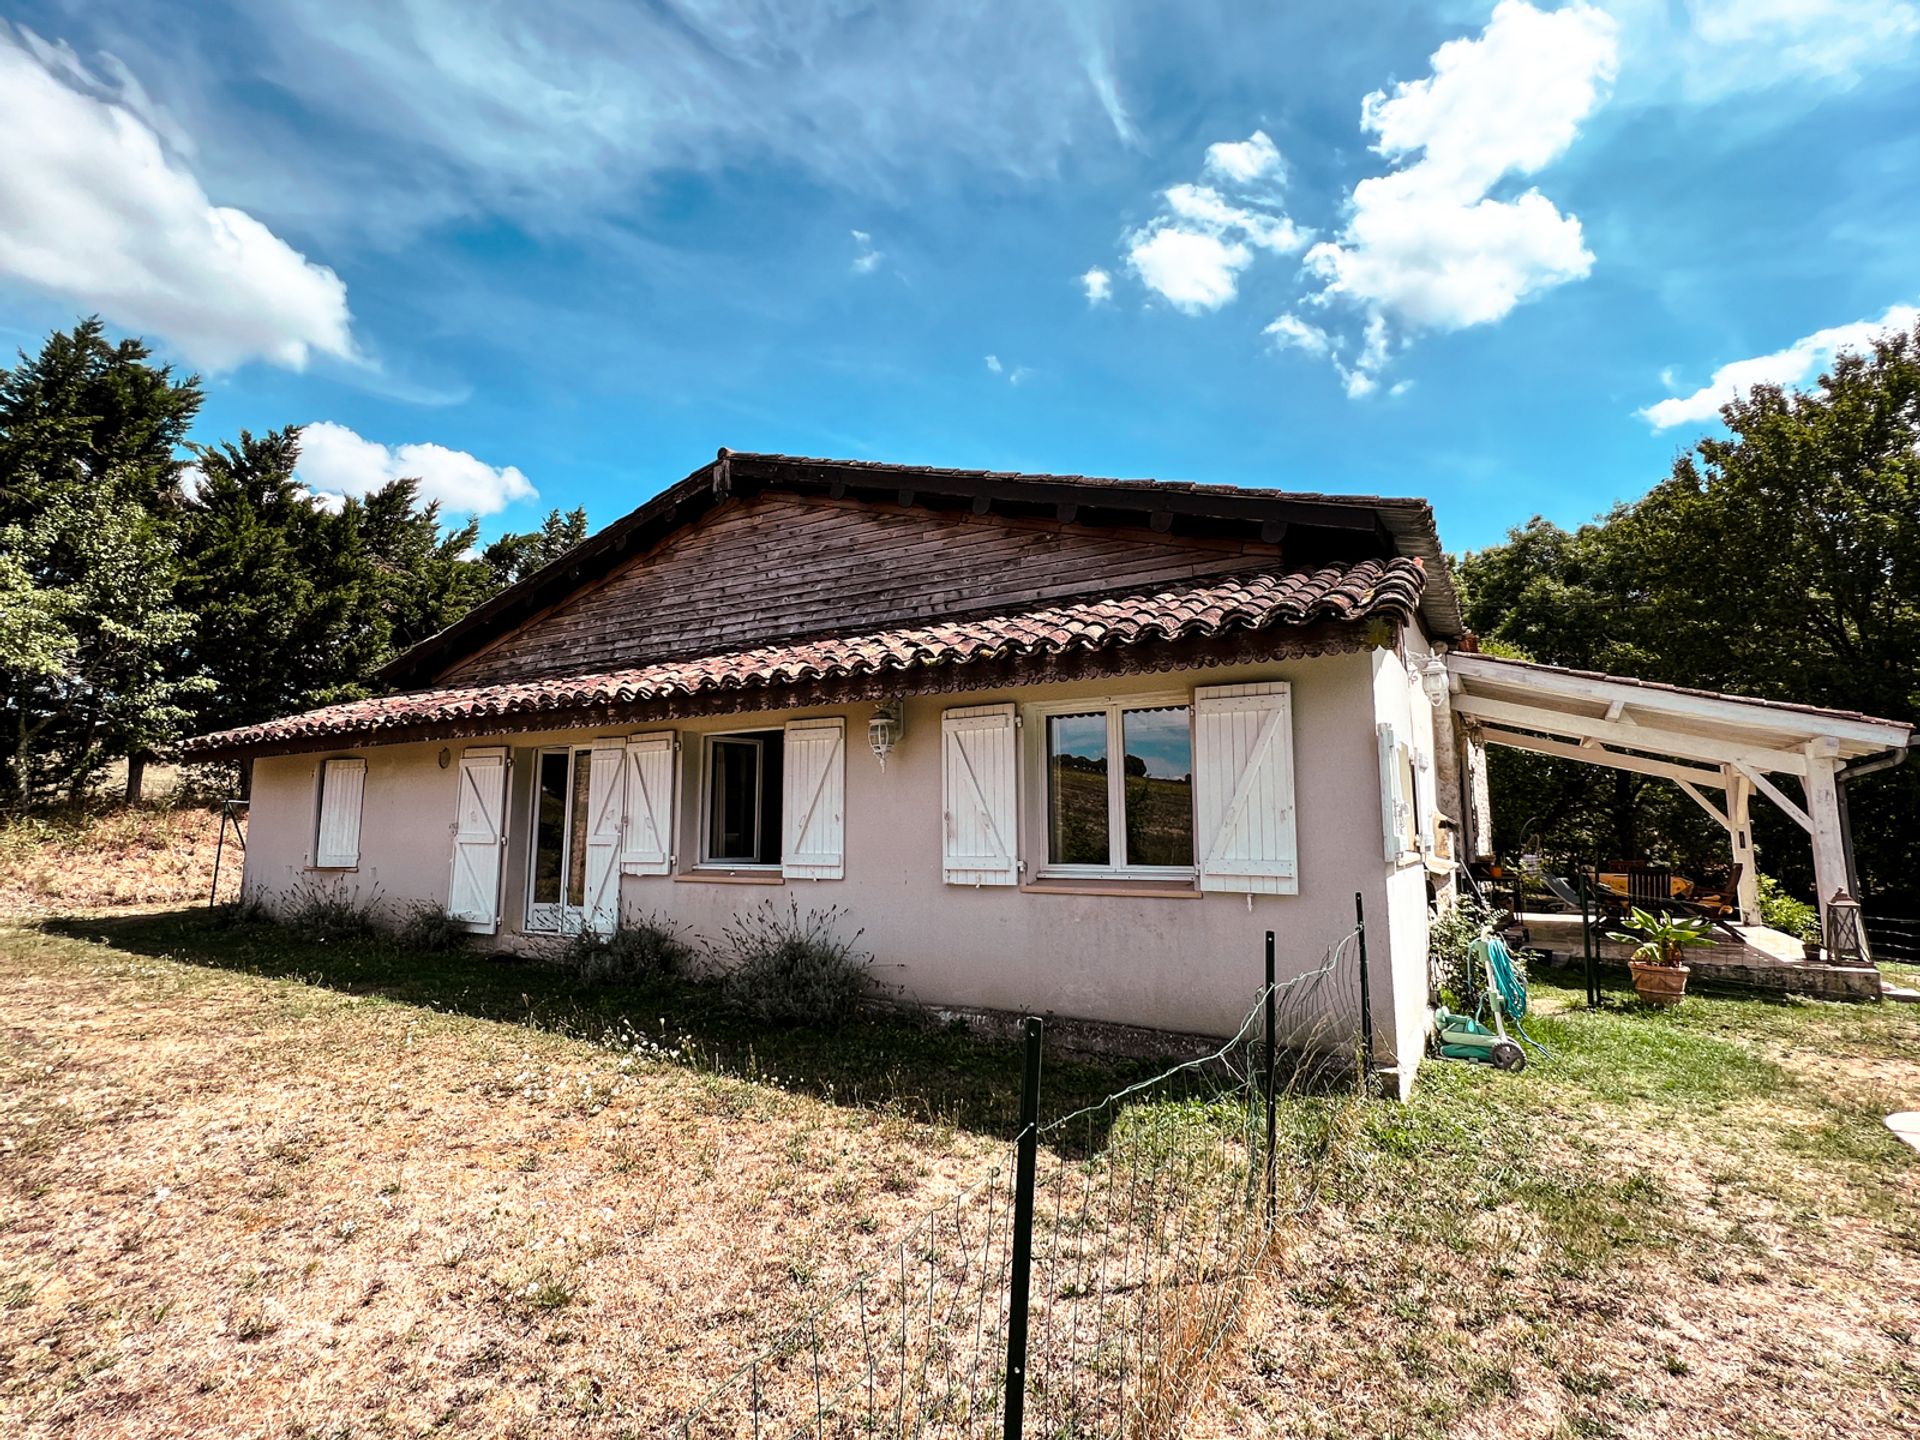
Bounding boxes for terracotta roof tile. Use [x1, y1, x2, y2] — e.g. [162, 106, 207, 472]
[185, 559, 1423, 755]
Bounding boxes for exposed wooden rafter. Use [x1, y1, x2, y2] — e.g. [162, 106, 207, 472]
[1452, 695, 1812, 777]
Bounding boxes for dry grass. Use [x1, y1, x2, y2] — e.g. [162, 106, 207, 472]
[0, 805, 233, 916]
[0, 819, 1915, 1438]
[0, 924, 1005, 1438]
[1196, 982, 1920, 1439]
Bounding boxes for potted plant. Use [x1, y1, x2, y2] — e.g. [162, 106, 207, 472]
[1606, 907, 1714, 1006]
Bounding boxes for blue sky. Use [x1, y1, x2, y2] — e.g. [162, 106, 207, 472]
[1, 1, 1916, 552]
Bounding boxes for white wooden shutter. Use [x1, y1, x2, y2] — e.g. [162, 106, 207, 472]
[620, 732, 675, 874]
[942, 704, 1017, 885]
[446, 748, 508, 932]
[314, 757, 366, 869]
[1378, 722, 1412, 862]
[584, 740, 625, 935]
[1194, 683, 1297, 894]
[782, 718, 846, 880]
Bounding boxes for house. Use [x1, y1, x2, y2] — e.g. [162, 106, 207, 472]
[178, 452, 1493, 1095]
[186, 451, 1920, 1084]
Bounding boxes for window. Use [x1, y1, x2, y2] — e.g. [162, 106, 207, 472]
[313, 757, 366, 869]
[703, 730, 784, 866]
[1378, 722, 1429, 864]
[528, 746, 593, 930]
[1042, 701, 1194, 875]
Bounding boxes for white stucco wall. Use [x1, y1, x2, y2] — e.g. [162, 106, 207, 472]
[1369, 631, 1449, 1099]
[243, 649, 1433, 1080]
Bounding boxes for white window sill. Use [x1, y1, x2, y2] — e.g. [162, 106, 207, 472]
[677, 868, 784, 886]
[1022, 879, 1201, 900]
[1036, 866, 1198, 884]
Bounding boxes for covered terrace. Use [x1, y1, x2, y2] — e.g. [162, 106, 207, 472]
[1444, 652, 1914, 961]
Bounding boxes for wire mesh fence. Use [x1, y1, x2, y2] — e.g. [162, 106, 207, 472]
[677, 914, 1372, 1440]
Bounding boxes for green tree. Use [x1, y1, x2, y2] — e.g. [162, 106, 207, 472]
[1461, 322, 1920, 903]
[0, 485, 206, 804]
[0, 318, 202, 523]
[480, 506, 588, 589]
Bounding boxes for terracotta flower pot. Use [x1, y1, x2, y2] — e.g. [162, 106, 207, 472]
[1629, 960, 1690, 1006]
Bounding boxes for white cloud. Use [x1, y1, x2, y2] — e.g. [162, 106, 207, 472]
[1637, 0, 1920, 99]
[296, 421, 536, 516]
[1120, 133, 1306, 313]
[1264, 313, 1331, 356]
[984, 354, 1033, 384]
[1296, 1, 1617, 395]
[1204, 129, 1283, 185]
[850, 229, 883, 275]
[1080, 267, 1113, 304]
[0, 26, 355, 371]
[89, 1, 1143, 238]
[1639, 303, 1920, 429]
[1126, 229, 1255, 314]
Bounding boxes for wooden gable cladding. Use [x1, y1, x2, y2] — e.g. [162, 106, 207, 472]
[442, 493, 1285, 686]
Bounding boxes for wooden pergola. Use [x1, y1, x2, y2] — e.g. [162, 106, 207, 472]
[1445, 653, 1913, 935]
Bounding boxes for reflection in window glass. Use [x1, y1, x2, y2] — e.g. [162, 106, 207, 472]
[565, 749, 592, 907]
[1122, 706, 1193, 867]
[1047, 712, 1109, 865]
[532, 750, 568, 905]
[708, 737, 763, 862]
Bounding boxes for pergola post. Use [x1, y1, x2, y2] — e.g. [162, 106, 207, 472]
[1721, 764, 1759, 920]
[1803, 738, 1849, 933]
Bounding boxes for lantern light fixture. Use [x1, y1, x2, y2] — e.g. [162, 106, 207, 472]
[868, 700, 905, 770]
[1825, 890, 1867, 966]
[1417, 652, 1450, 708]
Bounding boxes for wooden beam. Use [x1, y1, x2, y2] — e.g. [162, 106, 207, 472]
[1452, 694, 1811, 776]
[1673, 777, 1734, 834]
[1803, 742, 1849, 920]
[1733, 760, 1812, 834]
[1475, 726, 1725, 786]
[1722, 765, 1759, 919]
[1447, 652, 1911, 750]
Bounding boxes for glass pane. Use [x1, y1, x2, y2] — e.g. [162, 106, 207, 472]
[708, 739, 761, 861]
[565, 750, 592, 907]
[1047, 712, 1110, 865]
[531, 751, 568, 905]
[1122, 706, 1194, 867]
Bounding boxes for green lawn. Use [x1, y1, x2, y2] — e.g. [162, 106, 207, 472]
[1, 909, 1915, 1438]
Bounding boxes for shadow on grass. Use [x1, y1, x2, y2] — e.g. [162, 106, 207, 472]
[47, 907, 1239, 1149]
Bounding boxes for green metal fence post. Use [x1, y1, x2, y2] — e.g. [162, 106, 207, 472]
[1003, 1016, 1043, 1440]
[1264, 931, 1277, 1224]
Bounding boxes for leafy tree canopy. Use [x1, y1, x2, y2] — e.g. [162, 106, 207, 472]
[1460, 323, 1920, 903]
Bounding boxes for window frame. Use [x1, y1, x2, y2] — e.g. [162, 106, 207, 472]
[524, 743, 594, 933]
[1028, 692, 1197, 882]
[699, 731, 777, 870]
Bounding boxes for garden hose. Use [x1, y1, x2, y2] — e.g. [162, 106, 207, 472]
[1472, 933, 1554, 1060]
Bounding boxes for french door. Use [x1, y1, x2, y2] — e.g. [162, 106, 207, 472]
[525, 745, 595, 933]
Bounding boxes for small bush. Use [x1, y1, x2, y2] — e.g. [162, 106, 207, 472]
[560, 914, 689, 986]
[395, 902, 468, 954]
[1429, 891, 1508, 1006]
[714, 899, 874, 1028]
[1756, 873, 1820, 942]
[285, 879, 379, 943]
[211, 889, 271, 930]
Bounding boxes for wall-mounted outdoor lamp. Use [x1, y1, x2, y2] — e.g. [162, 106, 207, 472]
[1417, 652, 1451, 708]
[868, 699, 905, 770]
